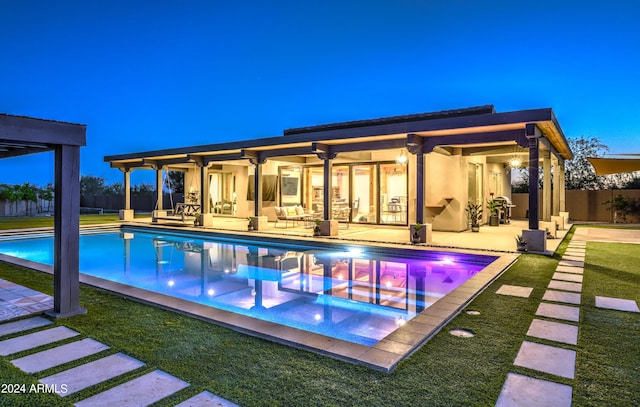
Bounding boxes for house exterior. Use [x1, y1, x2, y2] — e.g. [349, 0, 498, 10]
[104, 105, 572, 249]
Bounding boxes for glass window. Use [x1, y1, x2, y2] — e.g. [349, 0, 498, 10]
[380, 163, 407, 225]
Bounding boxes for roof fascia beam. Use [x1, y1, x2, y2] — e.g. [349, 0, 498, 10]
[1, 114, 86, 147]
[241, 149, 267, 165]
[0, 146, 55, 159]
[422, 129, 527, 154]
[142, 157, 190, 170]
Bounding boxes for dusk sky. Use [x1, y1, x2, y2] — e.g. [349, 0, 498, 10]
[1, 0, 638, 187]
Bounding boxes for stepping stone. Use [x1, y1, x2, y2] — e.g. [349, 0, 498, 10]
[0, 303, 30, 321]
[0, 326, 78, 356]
[527, 319, 578, 345]
[496, 285, 533, 298]
[548, 280, 582, 293]
[12, 338, 109, 373]
[536, 303, 580, 322]
[514, 341, 576, 379]
[495, 372, 572, 407]
[559, 260, 584, 268]
[556, 265, 583, 274]
[562, 255, 584, 262]
[0, 316, 52, 337]
[74, 370, 189, 407]
[542, 290, 581, 305]
[595, 296, 640, 313]
[175, 391, 240, 407]
[40, 353, 145, 396]
[564, 249, 585, 254]
[552, 272, 583, 283]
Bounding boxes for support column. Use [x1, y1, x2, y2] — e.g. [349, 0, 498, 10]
[542, 152, 551, 221]
[119, 168, 134, 220]
[559, 162, 566, 212]
[415, 152, 424, 224]
[527, 131, 540, 230]
[552, 156, 560, 216]
[48, 144, 86, 318]
[253, 161, 262, 217]
[124, 169, 131, 210]
[199, 164, 209, 214]
[323, 157, 333, 220]
[155, 168, 163, 211]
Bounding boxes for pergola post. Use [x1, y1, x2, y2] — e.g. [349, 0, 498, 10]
[48, 144, 86, 318]
[119, 167, 134, 221]
[323, 157, 333, 221]
[542, 152, 551, 221]
[199, 164, 209, 214]
[552, 156, 560, 216]
[527, 127, 540, 230]
[415, 152, 424, 224]
[559, 161, 566, 212]
[523, 124, 546, 253]
[253, 161, 263, 217]
[155, 168, 163, 211]
[124, 169, 131, 210]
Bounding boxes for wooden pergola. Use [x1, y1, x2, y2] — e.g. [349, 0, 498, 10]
[0, 114, 86, 318]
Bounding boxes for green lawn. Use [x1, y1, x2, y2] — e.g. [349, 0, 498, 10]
[0, 214, 124, 230]
[0, 221, 638, 406]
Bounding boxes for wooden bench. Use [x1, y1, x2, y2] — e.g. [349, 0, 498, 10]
[153, 203, 201, 224]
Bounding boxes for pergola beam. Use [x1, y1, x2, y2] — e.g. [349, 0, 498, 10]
[0, 114, 86, 319]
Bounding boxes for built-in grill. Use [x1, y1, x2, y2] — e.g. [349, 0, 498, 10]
[493, 196, 515, 224]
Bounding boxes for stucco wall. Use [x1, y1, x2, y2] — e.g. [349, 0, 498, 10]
[512, 189, 640, 222]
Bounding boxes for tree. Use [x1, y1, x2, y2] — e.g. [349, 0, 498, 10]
[80, 175, 106, 196]
[511, 136, 621, 191]
[168, 171, 184, 193]
[38, 183, 54, 212]
[104, 182, 124, 195]
[132, 182, 154, 195]
[18, 183, 38, 215]
[622, 176, 640, 189]
[564, 136, 610, 190]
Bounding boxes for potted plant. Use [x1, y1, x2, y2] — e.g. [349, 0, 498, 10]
[313, 219, 322, 237]
[486, 199, 500, 226]
[466, 202, 483, 232]
[247, 216, 255, 231]
[411, 222, 423, 244]
[193, 212, 201, 226]
[515, 235, 527, 252]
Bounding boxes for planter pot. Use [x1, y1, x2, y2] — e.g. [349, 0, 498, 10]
[471, 224, 480, 232]
[248, 225, 254, 232]
[411, 232, 421, 244]
[516, 243, 527, 252]
[489, 215, 499, 226]
[313, 226, 321, 237]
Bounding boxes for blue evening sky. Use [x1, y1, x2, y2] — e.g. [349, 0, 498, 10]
[1, 0, 638, 186]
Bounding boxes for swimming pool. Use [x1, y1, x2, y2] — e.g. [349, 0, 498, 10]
[0, 227, 498, 347]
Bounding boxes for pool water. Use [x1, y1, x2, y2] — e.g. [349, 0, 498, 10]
[0, 228, 497, 346]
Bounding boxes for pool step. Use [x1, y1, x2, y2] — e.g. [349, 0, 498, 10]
[0, 316, 238, 406]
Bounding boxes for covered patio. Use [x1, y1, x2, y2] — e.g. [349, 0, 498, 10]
[105, 105, 573, 253]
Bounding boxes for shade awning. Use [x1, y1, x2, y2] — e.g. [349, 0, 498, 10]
[587, 157, 640, 175]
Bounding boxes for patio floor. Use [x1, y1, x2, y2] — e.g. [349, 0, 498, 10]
[137, 216, 569, 255]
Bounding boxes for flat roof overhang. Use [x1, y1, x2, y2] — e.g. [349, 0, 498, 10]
[104, 106, 572, 169]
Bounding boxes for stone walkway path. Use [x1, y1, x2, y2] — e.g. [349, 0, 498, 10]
[0, 315, 239, 406]
[495, 229, 640, 406]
